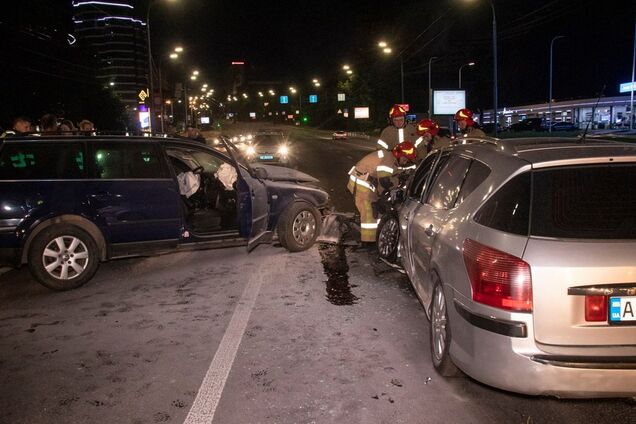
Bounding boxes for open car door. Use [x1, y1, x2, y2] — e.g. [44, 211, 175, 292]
[220, 137, 271, 251]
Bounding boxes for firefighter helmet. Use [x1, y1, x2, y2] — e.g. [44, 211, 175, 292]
[454, 108, 475, 126]
[392, 141, 417, 162]
[416, 119, 439, 136]
[389, 104, 407, 118]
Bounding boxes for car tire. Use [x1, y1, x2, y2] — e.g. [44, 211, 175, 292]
[28, 224, 100, 290]
[277, 202, 321, 252]
[376, 212, 399, 262]
[430, 278, 461, 377]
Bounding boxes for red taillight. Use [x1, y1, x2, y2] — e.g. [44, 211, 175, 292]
[463, 239, 533, 312]
[585, 295, 608, 322]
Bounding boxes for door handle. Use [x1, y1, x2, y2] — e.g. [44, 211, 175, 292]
[424, 224, 435, 237]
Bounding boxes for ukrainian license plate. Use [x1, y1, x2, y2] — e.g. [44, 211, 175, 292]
[259, 155, 274, 160]
[609, 296, 636, 324]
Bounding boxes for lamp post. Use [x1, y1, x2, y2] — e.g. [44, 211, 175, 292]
[548, 35, 566, 133]
[146, 2, 155, 133]
[428, 56, 438, 117]
[488, 1, 498, 137]
[378, 41, 404, 103]
[158, 47, 182, 133]
[458, 61, 475, 89]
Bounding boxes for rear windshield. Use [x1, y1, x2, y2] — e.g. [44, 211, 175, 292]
[531, 164, 636, 239]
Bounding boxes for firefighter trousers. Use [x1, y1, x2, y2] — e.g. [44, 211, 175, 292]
[347, 178, 378, 242]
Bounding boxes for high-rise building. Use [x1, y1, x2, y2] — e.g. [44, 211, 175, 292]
[72, 1, 148, 109]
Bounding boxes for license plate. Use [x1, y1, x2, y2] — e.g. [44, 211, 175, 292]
[259, 155, 274, 160]
[609, 296, 636, 324]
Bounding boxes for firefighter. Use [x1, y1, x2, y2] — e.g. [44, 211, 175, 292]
[415, 118, 452, 153]
[347, 141, 417, 248]
[454, 108, 486, 139]
[376, 104, 418, 151]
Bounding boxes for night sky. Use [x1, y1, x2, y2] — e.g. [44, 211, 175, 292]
[150, 0, 635, 111]
[2, 0, 635, 115]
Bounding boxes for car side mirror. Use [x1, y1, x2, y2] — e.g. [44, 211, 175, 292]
[253, 167, 268, 180]
[391, 188, 404, 203]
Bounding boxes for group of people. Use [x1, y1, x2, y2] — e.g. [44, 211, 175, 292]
[349, 104, 487, 249]
[1, 115, 95, 138]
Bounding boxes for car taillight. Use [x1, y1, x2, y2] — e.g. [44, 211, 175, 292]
[585, 295, 608, 322]
[463, 239, 532, 312]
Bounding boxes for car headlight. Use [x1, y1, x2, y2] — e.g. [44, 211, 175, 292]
[246, 146, 256, 156]
[247, 134, 253, 140]
[232, 136, 238, 142]
[278, 145, 289, 156]
[240, 136, 246, 142]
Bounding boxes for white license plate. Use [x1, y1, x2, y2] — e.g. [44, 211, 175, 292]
[609, 296, 636, 324]
[259, 155, 274, 160]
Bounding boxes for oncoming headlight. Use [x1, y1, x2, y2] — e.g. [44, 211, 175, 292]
[232, 136, 238, 142]
[278, 145, 289, 156]
[246, 146, 256, 156]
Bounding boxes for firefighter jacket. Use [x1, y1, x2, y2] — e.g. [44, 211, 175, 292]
[348, 149, 398, 196]
[376, 123, 418, 151]
[461, 126, 487, 139]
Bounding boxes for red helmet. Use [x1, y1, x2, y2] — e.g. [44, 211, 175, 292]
[454, 108, 475, 126]
[416, 119, 439, 136]
[389, 104, 407, 118]
[392, 141, 417, 162]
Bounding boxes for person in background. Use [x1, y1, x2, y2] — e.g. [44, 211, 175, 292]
[78, 119, 95, 132]
[1, 116, 32, 137]
[415, 119, 452, 154]
[376, 104, 418, 151]
[454, 108, 486, 139]
[40, 114, 59, 133]
[186, 126, 206, 143]
[59, 119, 76, 133]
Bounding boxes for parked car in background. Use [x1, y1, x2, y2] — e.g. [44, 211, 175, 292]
[0, 135, 328, 290]
[394, 137, 636, 397]
[510, 117, 546, 132]
[479, 123, 502, 134]
[332, 131, 347, 140]
[550, 121, 579, 131]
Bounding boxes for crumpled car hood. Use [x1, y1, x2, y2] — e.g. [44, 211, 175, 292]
[253, 164, 319, 183]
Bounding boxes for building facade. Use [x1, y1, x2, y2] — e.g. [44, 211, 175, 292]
[72, 0, 148, 109]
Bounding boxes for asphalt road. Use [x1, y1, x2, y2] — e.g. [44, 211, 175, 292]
[1, 124, 634, 424]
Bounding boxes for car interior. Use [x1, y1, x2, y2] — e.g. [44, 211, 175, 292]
[166, 146, 239, 235]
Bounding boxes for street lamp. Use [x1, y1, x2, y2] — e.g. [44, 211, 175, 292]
[458, 61, 475, 89]
[428, 56, 438, 117]
[378, 41, 404, 103]
[158, 46, 182, 132]
[146, 0, 179, 133]
[548, 35, 566, 133]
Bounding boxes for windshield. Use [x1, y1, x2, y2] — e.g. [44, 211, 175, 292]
[254, 134, 285, 146]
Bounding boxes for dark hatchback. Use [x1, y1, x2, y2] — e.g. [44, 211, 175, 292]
[0, 135, 328, 290]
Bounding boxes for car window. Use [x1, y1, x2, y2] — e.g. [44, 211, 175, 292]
[407, 151, 438, 200]
[425, 155, 471, 210]
[0, 142, 85, 180]
[454, 160, 491, 207]
[254, 134, 284, 146]
[474, 171, 531, 236]
[531, 164, 636, 239]
[90, 142, 166, 179]
[166, 146, 227, 174]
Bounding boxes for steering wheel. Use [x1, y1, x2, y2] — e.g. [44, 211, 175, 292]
[192, 166, 204, 174]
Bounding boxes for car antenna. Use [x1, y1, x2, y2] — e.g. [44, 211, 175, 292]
[578, 84, 606, 144]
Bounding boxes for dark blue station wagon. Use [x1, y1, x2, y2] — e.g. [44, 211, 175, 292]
[0, 135, 328, 290]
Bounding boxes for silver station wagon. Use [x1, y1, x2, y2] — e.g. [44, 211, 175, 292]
[395, 137, 636, 398]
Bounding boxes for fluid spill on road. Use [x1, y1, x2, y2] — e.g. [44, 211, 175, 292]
[318, 243, 358, 305]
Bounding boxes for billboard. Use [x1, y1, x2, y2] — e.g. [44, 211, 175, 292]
[433, 90, 466, 115]
[354, 107, 369, 119]
[200, 116, 210, 124]
[138, 111, 150, 129]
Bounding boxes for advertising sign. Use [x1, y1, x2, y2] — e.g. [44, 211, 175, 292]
[354, 107, 370, 119]
[200, 116, 210, 124]
[433, 90, 466, 115]
[138, 111, 150, 129]
[249, 112, 256, 119]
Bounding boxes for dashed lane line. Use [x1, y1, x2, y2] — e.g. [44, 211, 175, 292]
[183, 261, 274, 424]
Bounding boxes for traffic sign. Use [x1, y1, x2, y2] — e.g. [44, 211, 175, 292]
[337, 93, 346, 102]
[309, 94, 318, 103]
[620, 81, 635, 93]
[280, 95, 289, 104]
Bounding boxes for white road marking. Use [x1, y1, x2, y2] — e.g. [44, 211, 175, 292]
[183, 262, 273, 424]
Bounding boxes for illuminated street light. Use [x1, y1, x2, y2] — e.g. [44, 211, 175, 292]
[169, 53, 178, 59]
[109, 81, 115, 86]
[383, 47, 392, 54]
[203, 83, 208, 88]
[258, 91, 264, 97]
[346, 70, 353, 75]
[458, 61, 475, 88]
[190, 75, 197, 80]
[174, 46, 183, 53]
[201, 87, 206, 91]
[342, 65, 350, 70]
[192, 70, 199, 76]
[378, 41, 387, 48]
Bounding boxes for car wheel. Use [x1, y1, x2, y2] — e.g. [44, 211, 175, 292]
[430, 279, 461, 376]
[28, 224, 100, 290]
[376, 212, 399, 262]
[278, 202, 321, 252]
